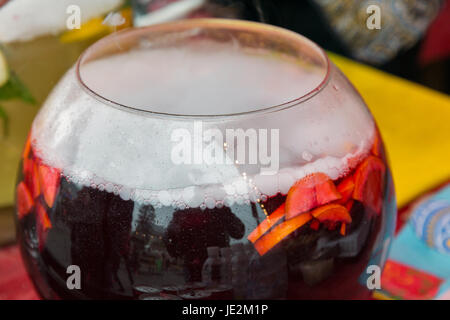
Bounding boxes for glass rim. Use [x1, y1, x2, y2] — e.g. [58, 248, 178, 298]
[76, 18, 331, 120]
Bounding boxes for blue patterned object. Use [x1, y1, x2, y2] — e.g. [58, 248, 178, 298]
[410, 186, 450, 255]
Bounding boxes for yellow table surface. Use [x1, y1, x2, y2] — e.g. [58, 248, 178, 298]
[330, 53, 450, 208]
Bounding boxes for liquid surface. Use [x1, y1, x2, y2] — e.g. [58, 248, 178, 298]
[80, 41, 326, 115]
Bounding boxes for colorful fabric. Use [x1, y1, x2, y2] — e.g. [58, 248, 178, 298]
[419, 0, 450, 65]
[377, 185, 450, 299]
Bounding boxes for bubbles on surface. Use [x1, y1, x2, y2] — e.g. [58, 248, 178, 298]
[301, 151, 313, 162]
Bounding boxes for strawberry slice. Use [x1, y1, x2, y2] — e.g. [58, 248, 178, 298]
[337, 175, 355, 204]
[35, 202, 52, 252]
[286, 172, 341, 219]
[16, 182, 34, 219]
[248, 203, 285, 243]
[38, 164, 61, 208]
[352, 156, 386, 215]
[311, 204, 352, 224]
[23, 158, 41, 199]
[254, 211, 312, 256]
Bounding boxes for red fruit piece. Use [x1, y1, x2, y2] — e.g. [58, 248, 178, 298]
[36, 202, 52, 231]
[327, 222, 338, 231]
[286, 172, 341, 219]
[36, 203, 52, 252]
[353, 156, 386, 215]
[310, 219, 320, 230]
[371, 130, 383, 158]
[22, 157, 32, 175]
[23, 158, 41, 199]
[311, 204, 352, 224]
[38, 164, 61, 208]
[254, 212, 312, 256]
[345, 199, 354, 212]
[248, 203, 285, 243]
[32, 163, 41, 199]
[16, 182, 34, 219]
[337, 175, 355, 204]
[22, 132, 31, 159]
[286, 181, 315, 219]
[340, 223, 346, 236]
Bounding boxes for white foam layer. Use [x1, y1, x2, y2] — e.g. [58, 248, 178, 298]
[80, 41, 325, 115]
[32, 41, 375, 208]
[0, 0, 123, 43]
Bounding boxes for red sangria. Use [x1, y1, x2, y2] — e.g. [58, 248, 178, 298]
[15, 19, 396, 299]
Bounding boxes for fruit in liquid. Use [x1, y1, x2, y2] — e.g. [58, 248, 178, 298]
[16, 130, 393, 299]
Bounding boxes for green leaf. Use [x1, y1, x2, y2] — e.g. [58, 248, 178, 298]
[0, 104, 8, 136]
[0, 72, 36, 104]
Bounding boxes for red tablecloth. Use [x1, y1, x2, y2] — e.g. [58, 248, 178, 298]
[0, 245, 40, 300]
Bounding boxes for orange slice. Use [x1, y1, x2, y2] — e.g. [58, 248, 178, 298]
[254, 211, 312, 256]
[23, 158, 41, 199]
[16, 182, 33, 219]
[337, 175, 355, 204]
[22, 132, 31, 159]
[248, 203, 285, 243]
[371, 130, 383, 157]
[311, 203, 352, 224]
[353, 156, 386, 215]
[36, 202, 52, 252]
[36, 202, 52, 231]
[340, 223, 346, 236]
[286, 172, 341, 219]
[38, 164, 61, 208]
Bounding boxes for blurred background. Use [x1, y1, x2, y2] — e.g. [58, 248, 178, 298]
[0, 0, 449, 299]
[131, 0, 450, 94]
